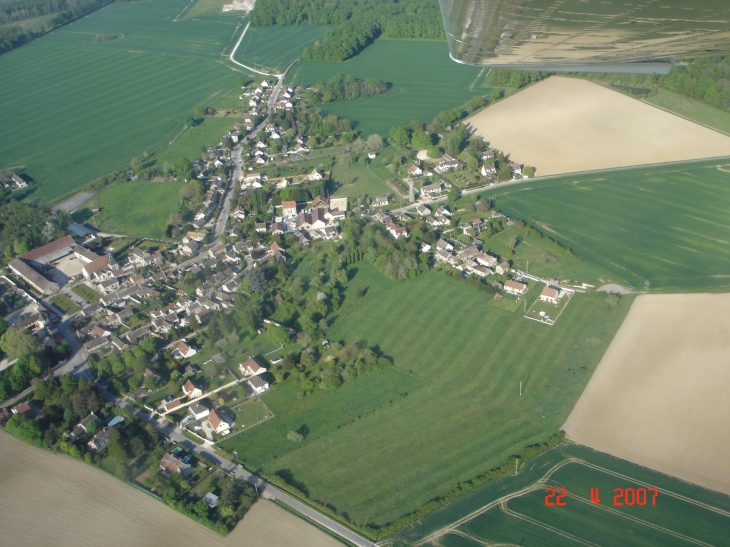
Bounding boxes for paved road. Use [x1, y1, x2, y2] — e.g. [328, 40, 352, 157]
[213, 171, 236, 242]
[244, 59, 298, 143]
[98, 385, 376, 547]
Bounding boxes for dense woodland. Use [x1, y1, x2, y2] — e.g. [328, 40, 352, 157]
[251, 0, 444, 61]
[304, 73, 388, 103]
[0, 0, 113, 53]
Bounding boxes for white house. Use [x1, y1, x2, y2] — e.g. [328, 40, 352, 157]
[481, 163, 497, 176]
[208, 408, 231, 434]
[188, 402, 210, 420]
[416, 204, 431, 216]
[239, 356, 266, 378]
[504, 280, 527, 295]
[540, 286, 561, 304]
[172, 341, 197, 360]
[182, 379, 203, 399]
[247, 375, 270, 395]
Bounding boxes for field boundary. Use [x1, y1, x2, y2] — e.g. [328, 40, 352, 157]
[228, 22, 280, 76]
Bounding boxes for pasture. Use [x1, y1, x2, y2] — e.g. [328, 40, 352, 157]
[219, 263, 631, 528]
[0, 0, 244, 204]
[85, 181, 183, 238]
[393, 442, 730, 547]
[286, 39, 484, 136]
[564, 293, 730, 498]
[234, 25, 331, 74]
[647, 88, 730, 135]
[489, 160, 730, 292]
[467, 77, 730, 176]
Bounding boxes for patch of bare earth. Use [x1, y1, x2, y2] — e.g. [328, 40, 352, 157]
[0, 433, 342, 547]
[563, 293, 730, 496]
[468, 77, 730, 176]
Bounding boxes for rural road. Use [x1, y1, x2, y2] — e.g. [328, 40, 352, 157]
[98, 385, 377, 547]
[212, 169, 236, 242]
[228, 22, 279, 77]
[244, 58, 298, 143]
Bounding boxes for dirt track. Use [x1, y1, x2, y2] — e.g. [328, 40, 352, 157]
[0, 433, 342, 547]
[563, 293, 730, 496]
[468, 77, 730, 176]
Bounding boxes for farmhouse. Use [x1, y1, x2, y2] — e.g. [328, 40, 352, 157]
[239, 356, 266, 377]
[540, 286, 561, 304]
[504, 280, 527, 295]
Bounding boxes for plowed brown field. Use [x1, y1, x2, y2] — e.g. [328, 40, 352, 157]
[468, 77, 730, 175]
[563, 293, 730, 496]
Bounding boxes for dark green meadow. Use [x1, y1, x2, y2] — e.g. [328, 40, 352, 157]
[286, 39, 485, 136]
[394, 443, 730, 547]
[0, 0, 243, 204]
[219, 262, 632, 528]
[489, 160, 730, 292]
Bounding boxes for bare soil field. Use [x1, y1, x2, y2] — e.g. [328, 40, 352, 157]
[563, 293, 730, 496]
[468, 77, 730, 176]
[0, 433, 341, 547]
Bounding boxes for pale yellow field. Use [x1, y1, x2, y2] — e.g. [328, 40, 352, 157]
[563, 293, 730, 496]
[0, 434, 342, 547]
[468, 76, 730, 175]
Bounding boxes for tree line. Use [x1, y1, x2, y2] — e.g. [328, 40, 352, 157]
[0, 0, 113, 54]
[251, 0, 445, 62]
[304, 74, 388, 103]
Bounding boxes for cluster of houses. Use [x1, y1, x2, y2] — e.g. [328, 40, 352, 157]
[433, 239, 511, 278]
[0, 172, 28, 192]
[234, 194, 345, 243]
[76, 245, 246, 354]
[416, 203, 453, 229]
[372, 210, 410, 239]
[245, 131, 311, 167]
[159, 356, 270, 440]
[243, 79, 271, 109]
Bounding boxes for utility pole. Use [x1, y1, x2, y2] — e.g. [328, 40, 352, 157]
[520, 381, 522, 396]
[515, 457, 520, 475]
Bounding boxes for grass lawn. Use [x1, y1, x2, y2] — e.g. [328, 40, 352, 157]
[647, 88, 730, 135]
[286, 39, 483, 136]
[235, 25, 332, 74]
[331, 161, 392, 198]
[151, 117, 236, 169]
[393, 442, 730, 547]
[0, 0, 243, 204]
[488, 159, 730, 292]
[86, 181, 183, 238]
[50, 294, 81, 315]
[71, 283, 101, 303]
[219, 262, 631, 528]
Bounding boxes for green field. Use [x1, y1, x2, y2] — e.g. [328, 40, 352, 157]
[71, 283, 101, 303]
[152, 117, 235, 168]
[286, 39, 484, 136]
[487, 160, 730, 292]
[235, 25, 331, 74]
[647, 88, 730, 135]
[0, 0, 244, 204]
[331, 159, 392, 198]
[393, 442, 730, 547]
[86, 181, 183, 238]
[219, 262, 631, 528]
